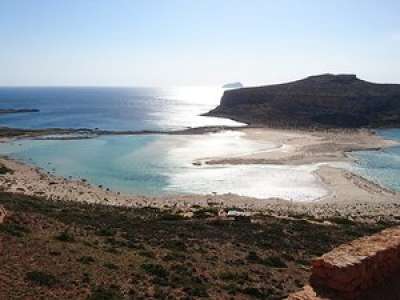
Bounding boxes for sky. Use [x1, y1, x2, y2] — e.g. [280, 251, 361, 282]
[0, 0, 400, 87]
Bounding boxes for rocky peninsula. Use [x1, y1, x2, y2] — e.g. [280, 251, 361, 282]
[206, 74, 400, 129]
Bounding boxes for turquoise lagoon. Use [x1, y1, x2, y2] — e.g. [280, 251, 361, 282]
[0, 131, 328, 201]
[350, 129, 400, 192]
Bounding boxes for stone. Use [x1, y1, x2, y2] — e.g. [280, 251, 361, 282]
[288, 226, 400, 300]
[287, 285, 323, 300]
[0, 205, 7, 224]
[311, 226, 400, 298]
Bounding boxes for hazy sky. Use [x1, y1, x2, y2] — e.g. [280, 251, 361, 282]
[1, 0, 400, 87]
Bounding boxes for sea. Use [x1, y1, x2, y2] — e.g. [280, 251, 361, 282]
[0, 87, 399, 200]
[350, 129, 400, 192]
[0, 87, 241, 130]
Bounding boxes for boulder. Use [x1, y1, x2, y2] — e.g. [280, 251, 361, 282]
[287, 285, 323, 300]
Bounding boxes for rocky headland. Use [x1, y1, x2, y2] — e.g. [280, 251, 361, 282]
[206, 74, 400, 129]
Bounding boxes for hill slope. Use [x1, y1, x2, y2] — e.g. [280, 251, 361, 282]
[206, 74, 400, 128]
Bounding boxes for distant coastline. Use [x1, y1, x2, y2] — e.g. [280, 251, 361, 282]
[0, 108, 39, 115]
[222, 82, 243, 89]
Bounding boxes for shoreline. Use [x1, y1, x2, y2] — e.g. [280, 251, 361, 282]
[0, 125, 247, 141]
[0, 126, 399, 223]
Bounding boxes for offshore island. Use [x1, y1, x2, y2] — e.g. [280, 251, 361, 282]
[1, 74, 400, 299]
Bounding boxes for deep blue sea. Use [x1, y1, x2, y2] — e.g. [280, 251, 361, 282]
[0, 87, 243, 130]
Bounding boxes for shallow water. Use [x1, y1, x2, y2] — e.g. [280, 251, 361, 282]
[350, 129, 400, 192]
[0, 132, 328, 201]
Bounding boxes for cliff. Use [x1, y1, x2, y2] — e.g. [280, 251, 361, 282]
[206, 74, 400, 128]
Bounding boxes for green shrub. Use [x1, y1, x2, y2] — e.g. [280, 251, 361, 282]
[246, 251, 260, 262]
[242, 287, 266, 299]
[95, 228, 116, 237]
[141, 263, 169, 278]
[184, 286, 209, 297]
[55, 230, 75, 242]
[96, 227, 116, 236]
[262, 256, 287, 268]
[0, 164, 13, 174]
[164, 239, 186, 251]
[159, 213, 185, 221]
[87, 286, 123, 300]
[0, 223, 29, 237]
[219, 271, 248, 282]
[25, 271, 59, 287]
[78, 256, 95, 264]
[104, 263, 119, 270]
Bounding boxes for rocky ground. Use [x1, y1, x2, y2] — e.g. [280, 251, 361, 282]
[0, 191, 395, 300]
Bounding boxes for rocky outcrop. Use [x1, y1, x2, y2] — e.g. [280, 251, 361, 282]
[0, 206, 7, 224]
[288, 226, 400, 300]
[207, 74, 400, 128]
[287, 285, 325, 300]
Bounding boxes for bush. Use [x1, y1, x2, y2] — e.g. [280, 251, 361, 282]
[184, 286, 209, 297]
[159, 213, 185, 221]
[87, 286, 123, 300]
[25, 271, 59, 287]
[219, 271, 248, 282]
[0, 164, 13, 174]
[193, 208, 218, 219]
[141, 263, 169, 278]
[246, 251, 260, 262]
[164, 239, 186, 251]
[242, 287, 266, 299]
[55, 230, 75, 242]
[262, 256, 287, 268]
[78, 256, 95, 264]
[0, 223, 29, 237]
[95, 228, 116, 237]
[104, 263, 119, 270]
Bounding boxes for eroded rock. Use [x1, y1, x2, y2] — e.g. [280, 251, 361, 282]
[288, 226, 400, 300]
[0, 205, 7, 224]
[311, 226, 400, 298]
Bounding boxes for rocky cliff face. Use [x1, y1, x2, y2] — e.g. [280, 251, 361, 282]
[206, 74, 400, 128]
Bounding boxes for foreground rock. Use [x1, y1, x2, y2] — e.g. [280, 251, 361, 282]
[288, 226, 400, 300]
[206, 74, 400, 128]
[0, 205, 7, 224]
